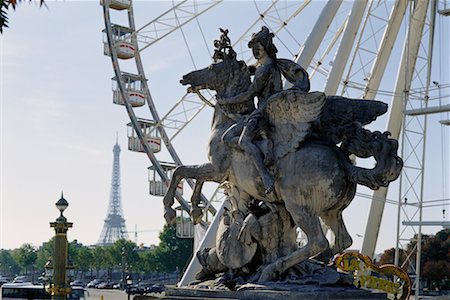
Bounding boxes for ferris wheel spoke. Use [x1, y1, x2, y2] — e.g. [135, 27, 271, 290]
[133, 0, 222, 54]
[152, 2, 317, 144]
[341, 0, 402, 98]
[247, 0, 311, 59]
[307, 17, 347, 80]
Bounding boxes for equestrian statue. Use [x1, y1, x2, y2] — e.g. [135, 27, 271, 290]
[162, 27, 403, 284]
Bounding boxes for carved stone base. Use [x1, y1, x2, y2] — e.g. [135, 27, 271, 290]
[164, 283, 387, 300]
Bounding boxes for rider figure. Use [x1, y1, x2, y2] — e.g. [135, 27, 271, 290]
[218, 26, 282, 194]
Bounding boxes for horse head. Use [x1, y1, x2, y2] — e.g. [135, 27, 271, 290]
[180, 53, 251, 98]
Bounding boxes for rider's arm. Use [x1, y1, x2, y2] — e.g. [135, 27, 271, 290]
[218, 66, 270, 105]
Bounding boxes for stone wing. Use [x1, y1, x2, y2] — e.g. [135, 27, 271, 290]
[318, 96, 388, 144]
[265, 91, 326, 159]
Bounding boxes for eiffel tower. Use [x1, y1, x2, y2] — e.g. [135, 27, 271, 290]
[97, 138, 129, 245]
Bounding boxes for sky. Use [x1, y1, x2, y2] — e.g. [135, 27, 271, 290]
[1, 1, 449, 255]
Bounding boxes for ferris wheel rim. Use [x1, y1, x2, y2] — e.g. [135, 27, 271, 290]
[102, 0, 200, 216]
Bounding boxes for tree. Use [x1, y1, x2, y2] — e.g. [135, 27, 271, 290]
[422, 260, 450, 282]
[108, 239, 140, 272]
[138, 249, 162, 273]
[73, 246, 93, 280]
[420, 229, 450, 285]
[12, 244, 37, 276]
[0, 0, 45, 34]
[0, 249, 21, 275]
[91, 246, 109, 279]
[380, 229, 450, 289]
[152, 224, 193, 273]
[35, 238, 54, 272]
[67, 240, 93, 280]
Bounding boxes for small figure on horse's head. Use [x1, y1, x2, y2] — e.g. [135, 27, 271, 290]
[164, 27, 403, 284]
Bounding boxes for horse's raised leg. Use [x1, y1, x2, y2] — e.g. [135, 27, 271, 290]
[320, 209, 352, 257]
[258, 205, 329, 282]
[191, 180, 205, 225]
[163, 163, 225, 224]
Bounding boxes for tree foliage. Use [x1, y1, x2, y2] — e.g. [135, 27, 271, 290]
[380, 229, 450, 286]
[12, 244, 37, 275]
[91, 246, 110, 277]
[35, 238, 54, 273]
[378, 247, 406, 265]
[153, 224, 193, 273]
[108, 239, 140, 272]
[0, 224, 194, 280]
[0, 249, 21, 275]
[0, 0, 45, 34]
[420, 229, 450, 282]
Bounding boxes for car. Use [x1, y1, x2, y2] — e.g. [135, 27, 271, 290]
[71, 280, 85, 287]
[145, 283, 165, 293]
[0, 278, 10, 286]
[12, 276, 29, 283]
[127, 284, 145, 295]
[86, 279, 104, 288]
[96, 281, 116, 289]
[2, 283, 87, 299]
[112, 282, 121, 289]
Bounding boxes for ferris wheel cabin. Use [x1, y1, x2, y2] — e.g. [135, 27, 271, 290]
[100, 0, 131, 10]
[112, 72, 147, 107]
[127, 118, 161, 153]
[175, 206, 194, 238]
[148, 162, 183, 197]
[103, 24, 136, 60]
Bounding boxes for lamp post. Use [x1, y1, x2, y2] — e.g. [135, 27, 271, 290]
[48, 193, 73, 299]
[126, 274, 133, 300]
[121, 247, 126, 290]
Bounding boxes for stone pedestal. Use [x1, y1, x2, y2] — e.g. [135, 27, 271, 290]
[163, 283, 387, 300]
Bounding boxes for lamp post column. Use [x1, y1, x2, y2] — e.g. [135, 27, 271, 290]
[49, 193, 73, 300]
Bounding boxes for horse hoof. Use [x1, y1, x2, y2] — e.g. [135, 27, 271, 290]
[258, 263, 278, 283]
[258, 270, 274, 283]
[164, 208, 176, 224]
[263, 175, 275, 194]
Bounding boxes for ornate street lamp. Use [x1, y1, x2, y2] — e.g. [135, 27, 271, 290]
[126, 274, 133, 300]
[48, 193, 73, 299]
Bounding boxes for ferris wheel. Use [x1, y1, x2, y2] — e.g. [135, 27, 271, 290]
[101, 0, 449, 296]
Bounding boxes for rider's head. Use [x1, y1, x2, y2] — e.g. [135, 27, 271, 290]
[248, 26, 278, 60]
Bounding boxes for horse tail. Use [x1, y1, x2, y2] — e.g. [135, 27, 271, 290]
[339, 123, 403, 190]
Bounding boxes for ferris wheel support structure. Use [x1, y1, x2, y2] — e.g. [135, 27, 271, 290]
[295, 0, 342, 69]
[324, 0, 367, 95]
[362, 0, 408, 100]
[361, 0, 430, 258]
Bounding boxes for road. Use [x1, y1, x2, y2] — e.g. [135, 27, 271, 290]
[85, 288, 127, 300]
[86, 288, 162, 300]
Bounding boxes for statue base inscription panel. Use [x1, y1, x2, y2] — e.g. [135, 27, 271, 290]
[164, 283, 387, 300]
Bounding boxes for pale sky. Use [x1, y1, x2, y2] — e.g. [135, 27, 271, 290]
[1, 1, 449, 255]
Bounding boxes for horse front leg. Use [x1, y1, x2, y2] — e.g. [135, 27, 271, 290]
[191, 180, 205, 225]
[162, 163, 226, 224]
[190, 162, 228, 224]
[163, 166, 187, 224]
